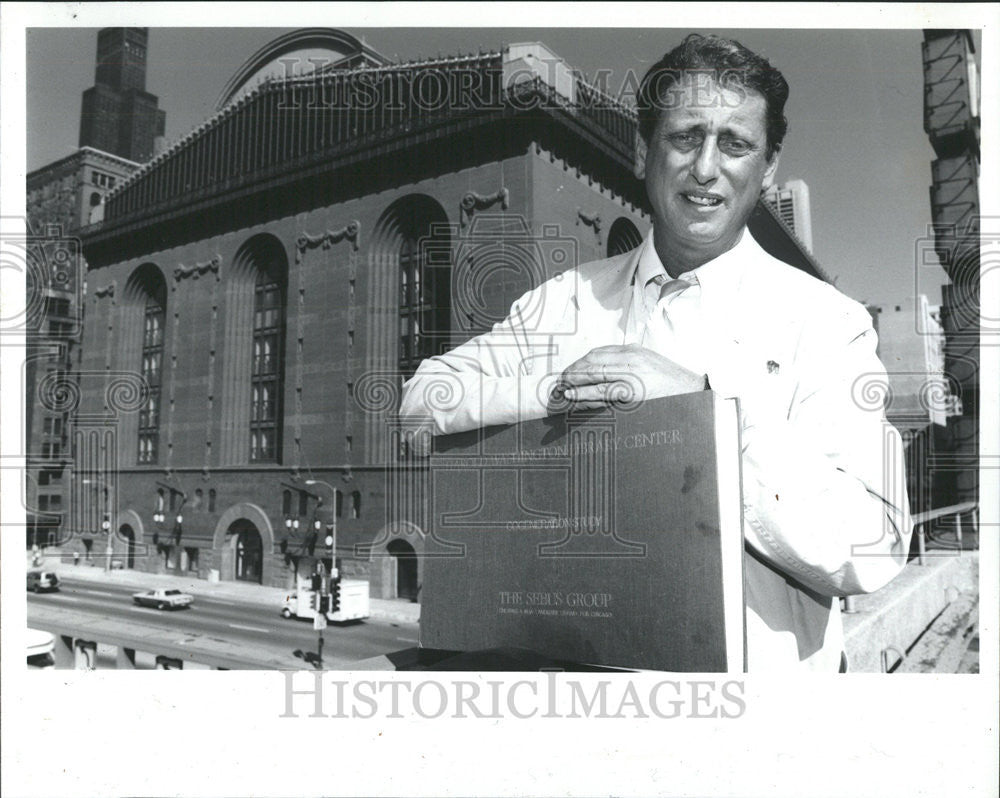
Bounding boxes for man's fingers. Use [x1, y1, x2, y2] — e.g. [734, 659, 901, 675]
[558, 344, 673, 387]
[558, 363, 634, 388]
[562, 380, 641, 406]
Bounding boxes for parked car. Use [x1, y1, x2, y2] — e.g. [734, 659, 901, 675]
[132, 588, 193, 610]
[26, 570, 60, 593]
[27, 629, 56, 669]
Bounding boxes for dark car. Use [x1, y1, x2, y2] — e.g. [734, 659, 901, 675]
[26, 570, 60, 593]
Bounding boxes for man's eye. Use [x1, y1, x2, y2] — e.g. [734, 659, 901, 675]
[669, 133, 700, 149]
[720, 139, 751, 155]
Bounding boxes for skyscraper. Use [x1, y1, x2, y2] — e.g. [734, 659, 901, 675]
[78, 28, 166, 162]
[762, 178, 813, 254]
[922, 29, 980, 519]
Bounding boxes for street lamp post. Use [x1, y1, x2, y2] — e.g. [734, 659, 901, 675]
[82, 478, 114, 572]
[305, 479, 341, 672]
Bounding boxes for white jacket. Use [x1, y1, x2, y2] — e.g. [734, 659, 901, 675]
[400, 230, 912, 671]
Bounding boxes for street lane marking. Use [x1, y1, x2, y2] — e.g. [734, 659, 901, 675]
[228, 623, 270, 633]
[78, 589, 117, 597]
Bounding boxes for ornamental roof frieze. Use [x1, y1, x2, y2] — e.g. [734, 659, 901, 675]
[89, 49, 640, 242]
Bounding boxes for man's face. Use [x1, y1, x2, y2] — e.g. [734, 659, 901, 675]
[636, 74, 779, 262]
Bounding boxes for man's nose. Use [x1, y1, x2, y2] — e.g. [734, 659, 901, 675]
[690, 140, 720, 184]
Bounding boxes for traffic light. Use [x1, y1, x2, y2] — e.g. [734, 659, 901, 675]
[310, 573, 322, 591]
[330, 577, 341, 613]
[311, 591, 322, 613]
[319, 594, 331, 614]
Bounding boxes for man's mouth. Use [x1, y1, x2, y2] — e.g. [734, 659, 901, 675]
[681, 193, 723, 207]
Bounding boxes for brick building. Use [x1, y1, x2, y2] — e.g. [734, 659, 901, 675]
[26, 147, 141, 549]
[70, 30, 822, 598]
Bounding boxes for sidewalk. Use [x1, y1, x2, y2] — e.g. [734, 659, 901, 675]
[28, 551, 420, 625]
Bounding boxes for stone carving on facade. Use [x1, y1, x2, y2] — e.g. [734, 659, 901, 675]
[576, 207, 602, 245]
[295, 221, 361, 262]
[460, 186, 509, 227]
[173, 255, 221, 282]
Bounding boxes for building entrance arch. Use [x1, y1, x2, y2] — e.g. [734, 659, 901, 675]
[113, 509, 146, 569]
[119, 524, 136, 569]
[386, 539, 419, 602]
[367, 522, 425, 600]
[231, 521, 264, 584]
[212, 503, 275, 584]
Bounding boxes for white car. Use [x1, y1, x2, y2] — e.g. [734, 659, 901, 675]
[26, 570, 60, 593]
[27, 629, 56, 669]
[132, 588, 194, 610]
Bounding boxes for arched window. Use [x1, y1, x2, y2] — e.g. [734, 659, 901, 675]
[221, 235, 288, 466]
[131, 265, 166, 464]
[351, 490, 361, 519]
[607, 217, 644, 258]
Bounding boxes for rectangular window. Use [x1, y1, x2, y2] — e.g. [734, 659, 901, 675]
[46, 297, 71, 318]
[38, 469, 62, 487]
[42, 417, 63, 438]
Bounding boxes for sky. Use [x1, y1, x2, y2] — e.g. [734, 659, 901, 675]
[24, 25, 980, 307]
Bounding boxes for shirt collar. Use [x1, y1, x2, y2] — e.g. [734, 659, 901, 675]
[633, 227, 756, 300]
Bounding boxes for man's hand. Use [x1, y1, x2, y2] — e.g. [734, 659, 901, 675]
[549, 344, 707, 412]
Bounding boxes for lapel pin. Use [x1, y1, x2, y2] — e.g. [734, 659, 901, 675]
[767, 360, 780, 374]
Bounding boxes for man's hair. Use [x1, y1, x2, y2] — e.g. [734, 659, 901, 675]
[637, 33, 789, 160]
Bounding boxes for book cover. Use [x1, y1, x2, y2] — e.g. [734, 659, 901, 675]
[419, 390, 746, 672]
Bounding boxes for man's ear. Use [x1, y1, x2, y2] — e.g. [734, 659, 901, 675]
[634, 132, 647, 180]
[761, 150, 780, 193]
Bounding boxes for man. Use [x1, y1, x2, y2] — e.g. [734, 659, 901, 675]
[400, 34, 911, 671]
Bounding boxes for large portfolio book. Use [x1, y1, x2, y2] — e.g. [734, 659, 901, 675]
[419, 390, 746, 672]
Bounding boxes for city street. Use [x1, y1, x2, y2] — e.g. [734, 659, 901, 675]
[27, 576, 419, 669]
